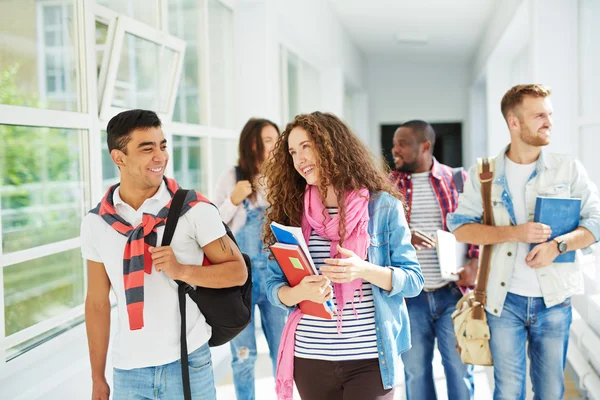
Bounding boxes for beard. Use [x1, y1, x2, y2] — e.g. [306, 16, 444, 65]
[520, 122, 550, 147]
[397, 159, 419, 173]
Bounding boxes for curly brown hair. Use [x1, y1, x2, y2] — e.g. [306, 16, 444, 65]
[261, 111, 403, 247]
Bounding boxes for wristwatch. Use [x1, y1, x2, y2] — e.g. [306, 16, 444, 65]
[554, 238, 567, 254]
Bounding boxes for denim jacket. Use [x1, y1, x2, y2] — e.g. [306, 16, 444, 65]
[447, 146, 600, 316]
[265, 191, 424, 389]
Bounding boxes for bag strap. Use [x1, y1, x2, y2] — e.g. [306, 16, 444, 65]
[234, 166, 243, 182]
[162, 189, 193, 400]
[452, 167, 465, 194]
[472, 158, 495, 320]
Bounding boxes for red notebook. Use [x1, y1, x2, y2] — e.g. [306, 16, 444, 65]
[270, 243, 333, 320]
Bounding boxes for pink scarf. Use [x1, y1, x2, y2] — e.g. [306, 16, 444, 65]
[275, 186, 370, 400]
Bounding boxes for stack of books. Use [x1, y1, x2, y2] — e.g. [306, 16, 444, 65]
[269, 222, 335, 319]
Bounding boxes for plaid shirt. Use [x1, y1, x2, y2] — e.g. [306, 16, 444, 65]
[390, 158, 479, 259]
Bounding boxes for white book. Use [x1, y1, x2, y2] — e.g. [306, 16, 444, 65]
[435, 230, 467, 282]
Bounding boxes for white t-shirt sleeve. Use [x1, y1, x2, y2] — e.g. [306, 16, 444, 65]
[184, 202, 227, 247]
[80, 214, 103, 262]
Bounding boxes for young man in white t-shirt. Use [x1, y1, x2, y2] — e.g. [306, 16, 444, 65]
[81, 109, 247, 400]
[449, 85, 600, 399]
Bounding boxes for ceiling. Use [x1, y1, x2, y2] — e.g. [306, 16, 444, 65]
[329, 0, 498, 62]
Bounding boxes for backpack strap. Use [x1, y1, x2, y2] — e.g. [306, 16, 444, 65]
[472, 158, 495, 320]
[162, 189, 194, 400]
[234, 166, 243, 182]
[452, 167, 465, 193]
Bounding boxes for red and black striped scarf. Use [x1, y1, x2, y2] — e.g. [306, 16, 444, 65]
[90, 177, 209, 330]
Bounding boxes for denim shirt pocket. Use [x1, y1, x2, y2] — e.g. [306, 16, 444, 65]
[368, 231, 389, 266]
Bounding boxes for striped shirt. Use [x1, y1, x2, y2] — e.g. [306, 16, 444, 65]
[294, 207, 379, 361]
[410, 172, 446, 289]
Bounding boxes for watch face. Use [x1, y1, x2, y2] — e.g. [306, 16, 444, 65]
[558, 241, 567, 253]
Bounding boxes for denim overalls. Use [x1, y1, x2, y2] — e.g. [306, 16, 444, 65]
[229, 199, 287, 400]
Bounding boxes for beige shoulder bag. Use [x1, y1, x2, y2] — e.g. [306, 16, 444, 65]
[451, 157, 494, 366]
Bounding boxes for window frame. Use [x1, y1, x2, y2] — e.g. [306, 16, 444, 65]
[98, 14, 186, 122]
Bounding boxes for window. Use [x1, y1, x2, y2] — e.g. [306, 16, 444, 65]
[99, 15, 185, 121]
[207, 0, 235, 128]
[0, 0, 80, 111]
[95, 0, 160, 28]
[173, 135, 208, 194]
[280, 47, 321, 123]
[580, 0, 600, 117]
[168, 0, 206, 125]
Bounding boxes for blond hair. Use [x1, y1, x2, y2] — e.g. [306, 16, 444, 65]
[500, 84, 552, 121]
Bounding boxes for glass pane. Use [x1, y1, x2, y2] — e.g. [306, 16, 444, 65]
[211, 137, 237, 189]
[95, 21, 109, 79]
[299, 61, 320, 114]
[100, 130, 120, 190]
[0, 1, 80, 111]
[287, 51, 300, 120]
[112, 34, 177, 113]
[0, 125, 85, 253]
[168, 0, 203, 124]
[4, 248, 84, 336]
[96, 0, 159, 27]
[580, 0, 600, 116]
[173, 135, 208, 194]
[580, 126, 600, 189]
[208, 0, 234, 128]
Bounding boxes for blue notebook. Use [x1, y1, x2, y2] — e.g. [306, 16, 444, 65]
[531, 196, 581, 262]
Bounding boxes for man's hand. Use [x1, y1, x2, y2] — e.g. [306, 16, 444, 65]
[230, 180, 253, 205]
[516, 222, 552, 244]
[526, 241, 560, 269]
[411, 229, 436, 250]
[91, 378, 110, 400]
[149, 246, 186, 280]
[456, 257, 478, 286]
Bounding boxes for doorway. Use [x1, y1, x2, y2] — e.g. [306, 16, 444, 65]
[380, 122, 463, 170]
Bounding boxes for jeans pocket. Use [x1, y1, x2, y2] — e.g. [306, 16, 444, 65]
[185, 345, 212, 371]
[558, 297, 572, 307]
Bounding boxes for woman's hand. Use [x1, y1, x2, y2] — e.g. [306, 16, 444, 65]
[321, 245, 369, 283]
[230, 180, 253, 205]
[293, 275, 333, 304]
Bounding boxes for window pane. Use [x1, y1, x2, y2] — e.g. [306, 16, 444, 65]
[100, 130, 120, 190]
[168, 0, 203, 124]
[4, 248, 84, 336]
[287, 51, 300, 120]
[0, 125, 85, 253]
[95, 21, 109, 79]
[112, 34, 177, 113]
[0, 1, 80, 111]
[211, 137, 237, 189]
[173, 135, 208, 194]
[580, 126, 600, 188]
[580, 0, 600, 116]
[96, 0, 159, 28]
[208, 0, 234, 128]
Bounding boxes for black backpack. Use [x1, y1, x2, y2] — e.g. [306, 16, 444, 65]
[162, 189, 252, 400]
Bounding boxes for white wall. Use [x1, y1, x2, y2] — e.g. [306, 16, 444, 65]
[367, 57, 470, 161]
[235, 0, 367, 131]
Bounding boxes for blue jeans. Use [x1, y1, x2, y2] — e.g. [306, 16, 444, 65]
[113, 343, 216, 400]
[230, 201, 287, 400]
[401, 284, 474, 400]
[487, 292, 572, 400]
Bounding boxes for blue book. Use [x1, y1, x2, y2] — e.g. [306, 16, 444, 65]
[531, 196, 581, 262]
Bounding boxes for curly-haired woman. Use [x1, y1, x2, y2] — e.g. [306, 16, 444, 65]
[262, 112, 424, 400]
[213, 118, 287, 400]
